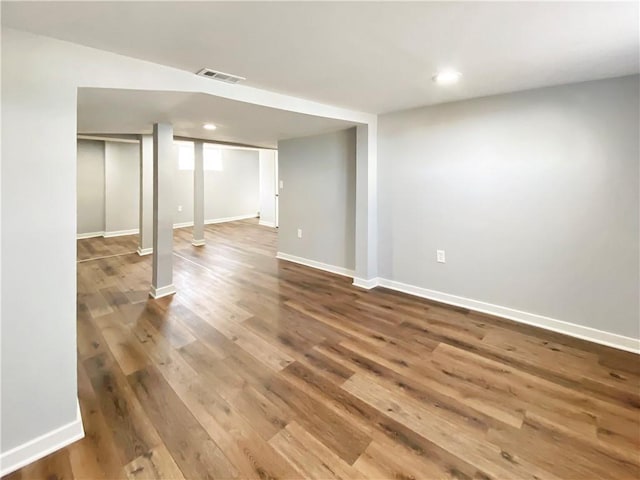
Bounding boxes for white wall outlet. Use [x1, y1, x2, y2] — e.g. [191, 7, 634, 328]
[437, 250, 446, 263]
[297, 228, 303, 238]
[177, 205, 183, 212]
[279, 180, 284, 189]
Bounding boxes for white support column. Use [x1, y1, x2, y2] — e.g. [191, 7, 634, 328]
[192, 140, 205, 246]
[150, 123, 176, 299]
[353, 122, 379, 289]
[137, 134, 153, 255]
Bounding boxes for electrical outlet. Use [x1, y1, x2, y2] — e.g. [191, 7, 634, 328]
[437, 250, 446, 263]
[177, 205, 183, 212]
[297, 228, 303, 239]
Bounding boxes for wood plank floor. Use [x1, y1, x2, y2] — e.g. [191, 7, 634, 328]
[77, 234, 138, 262]
[5, 219, 639, 479]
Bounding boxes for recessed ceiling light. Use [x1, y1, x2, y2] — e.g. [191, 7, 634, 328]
[433, 71, 462, 85]
[203, 123, 217, 131]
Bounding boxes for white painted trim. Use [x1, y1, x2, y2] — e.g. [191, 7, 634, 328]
[149, 284, 177, 299]
[205, 214, 258, 225]
[191, 239, 206, 247]
[77, 134, 139, 144]
[103, 228, 139, 238]
[377, 278, 640, 354]
[276, 252, 354, 278]
[0, 401, 84, 477]
[76, 231, 104, 240]
[259, 220, 276, 228]
[173, 221, 193, 229]
[353, 277, 380, 290]
[137, 246, 153, 256]
[78, 215, 260, 240]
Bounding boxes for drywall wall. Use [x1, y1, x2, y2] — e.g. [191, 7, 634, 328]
[178, 147, 260, 224]
[1, 26, 372, 472]
[77, 139, 140, 236]
[378, 75, 640, 339]
[104, 142, 140, 234]
[77, 141, 260, 234]
[174, 162, 195, 226]
[278, 128, 356, 271]
[258, 149, 277, 227]
[204, 149, 260, 221]
[77, 140, 105, 235]
[2, 30, 80, 458]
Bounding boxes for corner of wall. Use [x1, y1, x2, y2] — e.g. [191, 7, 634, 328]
[0, 400, 84, 477]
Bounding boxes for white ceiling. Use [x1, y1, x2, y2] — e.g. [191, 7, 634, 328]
[77, 88, 356, 148]
[3, 2, 638, 114]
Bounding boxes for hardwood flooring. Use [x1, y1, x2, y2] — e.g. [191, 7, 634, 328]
[5, 219, 639, 479]
[77, 234, 138, 262]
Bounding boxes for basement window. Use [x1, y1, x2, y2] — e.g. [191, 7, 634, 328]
[204, 147, 223, 171]
[177, 142, 194, 170]
[176, 142, 224, 171]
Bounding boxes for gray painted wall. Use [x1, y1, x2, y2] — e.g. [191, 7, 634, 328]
[378, 75, 640, 338]
[76, 140, 105, 234]
[204, 149, 260, 220]
[76, 142, 260, 235]
[258, 149, 277, 226]
[2, 29, 79, 453]
[104, 142, 140, 233]
[174, 165, 195, 225]
[278, 128, 356, 270]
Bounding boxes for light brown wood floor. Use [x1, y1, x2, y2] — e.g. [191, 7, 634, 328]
[5, 219, 639, 479]
[77, 234, 138, 262]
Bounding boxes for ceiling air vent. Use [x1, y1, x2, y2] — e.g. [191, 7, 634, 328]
[196, 68, 246, 84]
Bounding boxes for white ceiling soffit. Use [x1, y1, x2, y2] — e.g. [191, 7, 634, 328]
[4, 2, 639, 113]
[77, 88, 357, 149]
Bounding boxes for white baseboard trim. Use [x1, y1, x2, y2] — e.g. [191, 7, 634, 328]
[149, 284, 177, 299]
[76, 231, 104, 240]
[137, 246, 153, 256]
[103, 228, 139, 238]
[0, 401, 84, 477]
[259, 220, 276, 228]
[206, 214, 258, 225]
[276, 252, 354, 278]
[353, 277, 380, 290]
[173, 221, 193, 229]
[192, 239, 206, 247]
[77, 215, 260, 240]
[376, 278, 640, 354]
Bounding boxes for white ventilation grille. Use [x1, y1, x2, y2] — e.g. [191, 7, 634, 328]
[196, 68, 246, 84]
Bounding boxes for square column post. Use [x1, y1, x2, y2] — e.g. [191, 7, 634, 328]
[150, 123, 176, 298]
[192, 140, 205, 246]
[353, 122, 378, 289]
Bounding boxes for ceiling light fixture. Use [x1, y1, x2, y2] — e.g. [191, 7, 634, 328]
[433, 70, 462, 85]
[203, 123, 217, 131]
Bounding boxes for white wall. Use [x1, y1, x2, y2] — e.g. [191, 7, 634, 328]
[278, 129, 356, 272]
[258, 149, 277, 227]
[378, 75, 640, 341]
[76, 140, 105, 235]
[203, 149, 260, 221]
[2, 30, 80, 459]
[174, 162, 195, 226]
[104, 142, 140, 234]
